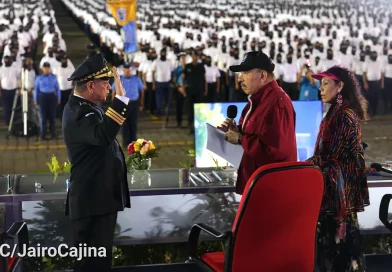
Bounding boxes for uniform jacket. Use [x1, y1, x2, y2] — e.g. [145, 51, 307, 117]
[62, 95, 131, 220]
[237, 80, 297, 194]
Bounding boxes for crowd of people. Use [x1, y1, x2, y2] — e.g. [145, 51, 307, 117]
[58, 0, 392, 135]
[0, 0, 76, 139]
[2, 0, 390, 138]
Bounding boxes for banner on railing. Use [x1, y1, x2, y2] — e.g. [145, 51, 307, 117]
[106, 0, 138, 53]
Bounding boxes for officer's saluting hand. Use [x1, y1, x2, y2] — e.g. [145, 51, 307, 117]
[112, 66, 126, 97]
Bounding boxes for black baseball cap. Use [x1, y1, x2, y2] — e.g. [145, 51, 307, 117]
[43, 62, 51, 67]
[123, 63, 131, 68]
[229, 51, 275, 73]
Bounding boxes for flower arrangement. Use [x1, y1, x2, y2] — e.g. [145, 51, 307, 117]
[126, 139, 159, 171]
[46, 155, 71, 183]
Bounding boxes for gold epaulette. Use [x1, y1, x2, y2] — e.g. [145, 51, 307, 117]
[105, 107, 125, 125]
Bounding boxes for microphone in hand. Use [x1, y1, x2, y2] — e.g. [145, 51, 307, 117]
[218, 105, 238, 132]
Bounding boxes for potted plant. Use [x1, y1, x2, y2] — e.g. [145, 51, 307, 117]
[46, 155, 71, 183]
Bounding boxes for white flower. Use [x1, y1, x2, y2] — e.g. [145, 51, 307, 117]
[140, 144, 149, 155]
[352, 260, 358, 270]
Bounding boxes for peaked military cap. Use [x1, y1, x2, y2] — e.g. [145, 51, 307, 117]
[67, 53, 113, 85]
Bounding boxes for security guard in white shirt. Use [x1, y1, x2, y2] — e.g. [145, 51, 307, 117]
[352, 51, 366, 92]
[204, 55, 220, 102]
[0, 56, 20, 126]
[54, 55, 75, 122]
[363, 51, 385, 116]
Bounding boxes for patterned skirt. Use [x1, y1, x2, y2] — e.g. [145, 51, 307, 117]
[315, 213, 366, 272]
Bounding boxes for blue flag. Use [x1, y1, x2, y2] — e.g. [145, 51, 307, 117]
[123, 21, 138, 54]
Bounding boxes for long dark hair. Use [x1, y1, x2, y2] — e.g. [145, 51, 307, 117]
[325, 66, 369, 121]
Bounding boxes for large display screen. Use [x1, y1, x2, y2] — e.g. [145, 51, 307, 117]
[194, 101, 323, 167]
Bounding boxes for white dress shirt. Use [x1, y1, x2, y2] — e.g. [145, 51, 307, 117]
[141, 61, 154, 83]
[152, 59, 173, 82]
[204, 65, 220, 83]
[0, 66, 20, 89]
[364, 60, 384, 81]
[281, 63, 299, 83]
[352, 60, 366, 76]
[384, 64, 392, 78]
[53, 65, 75, 90]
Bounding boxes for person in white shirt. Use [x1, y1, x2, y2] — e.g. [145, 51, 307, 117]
[204, 55, 220, 102]
[281, 53, 300, 100]
[151, 48, 173, 117]
[337, 44, 353, 70]
[320, 49, 340, 72]
[274, 53, 283, 85]
[141, 50, 156, 113]
[363, 51, 385, 116]
[217, 44, 229, 101]
[382, 54, 392, 113]
[20, 56, 39, 125]
[0, 56, 20, 126]
[226, 48, 241, 101]
[40, 47, 57, 70]
[53, 55, 75, 122]
[352, 51, 367, 93]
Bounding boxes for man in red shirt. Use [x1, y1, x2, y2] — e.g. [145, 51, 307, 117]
[222, 51, 297, 194]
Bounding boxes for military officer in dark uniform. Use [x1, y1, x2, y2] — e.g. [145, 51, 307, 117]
[62, 53, 131, 272]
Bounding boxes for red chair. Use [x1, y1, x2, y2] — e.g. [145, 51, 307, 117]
[0, 222, 29, 272]
[188, 162, 324, 272]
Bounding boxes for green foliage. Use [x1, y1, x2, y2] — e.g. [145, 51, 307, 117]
[45, 155, 71, 183]
[178, 147, 195, 168]
[211, 155, 219, 168]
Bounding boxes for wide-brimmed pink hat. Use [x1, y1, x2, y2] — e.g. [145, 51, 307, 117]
[311, 72, 340, 81]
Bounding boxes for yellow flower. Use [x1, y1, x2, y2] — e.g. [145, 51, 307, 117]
[136, 139, 144, 145]
[134, 143, 141, 152]
[148, 141, 156, 150]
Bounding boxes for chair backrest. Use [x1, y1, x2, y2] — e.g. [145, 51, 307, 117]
[0, 222, 29, 272]
[230, 162, 324, 272]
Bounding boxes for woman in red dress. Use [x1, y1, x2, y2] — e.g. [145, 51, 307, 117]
[308, 66, 370, 272]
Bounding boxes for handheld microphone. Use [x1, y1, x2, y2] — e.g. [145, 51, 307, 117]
[226, 105, 238, 130]
[370, 163, 392, 175]
[227, 105, 238, 120]
[217, 105, 238, 132]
